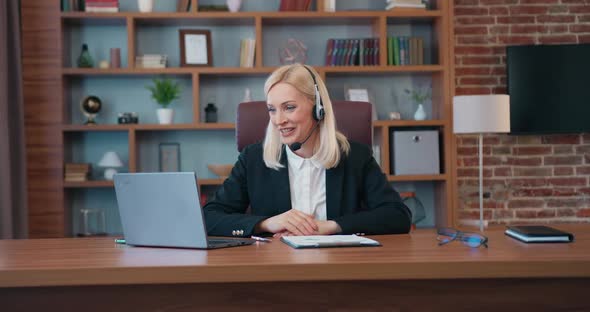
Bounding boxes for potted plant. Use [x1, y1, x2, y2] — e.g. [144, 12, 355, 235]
[147, 77, 181, 124]
[404, 85, 431, 120]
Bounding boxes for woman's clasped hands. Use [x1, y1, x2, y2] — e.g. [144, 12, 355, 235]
[256, 209, 341, 237]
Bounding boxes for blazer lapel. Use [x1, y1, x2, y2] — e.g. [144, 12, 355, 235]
[326, 161, 344, 220]
[273, 146, 291, 214]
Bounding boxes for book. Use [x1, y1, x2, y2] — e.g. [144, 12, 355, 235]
[505, 225, 574, 243]
[281, 235, 381, 249]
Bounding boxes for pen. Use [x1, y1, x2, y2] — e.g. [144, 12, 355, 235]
[114, 238, 126, 244]
[251, 236, 272, 242]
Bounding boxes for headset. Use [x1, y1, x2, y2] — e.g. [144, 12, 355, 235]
[302, 65, 325, 121]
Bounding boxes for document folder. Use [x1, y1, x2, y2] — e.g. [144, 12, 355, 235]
[505, 225, 574, 243]
[281, 235, 381, 249]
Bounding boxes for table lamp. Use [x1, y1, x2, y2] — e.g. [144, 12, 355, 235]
[98, 151, 123, 180]
[453, 95, 510, 232]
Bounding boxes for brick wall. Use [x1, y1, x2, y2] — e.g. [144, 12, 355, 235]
[454, 0, 590, 224]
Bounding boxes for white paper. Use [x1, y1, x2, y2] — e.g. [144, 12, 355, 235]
[281, 235, 380, 247]
[185, 34, 208, 64]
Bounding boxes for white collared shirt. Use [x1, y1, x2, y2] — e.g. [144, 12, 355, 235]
[285, 146, 327, 221]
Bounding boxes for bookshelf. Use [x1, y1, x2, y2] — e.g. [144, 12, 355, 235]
[21, 0, 454, 237]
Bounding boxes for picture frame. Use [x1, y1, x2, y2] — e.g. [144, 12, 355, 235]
[344, 85, 378, 120]
[159, 143, 180, 172]
[179, 29, 212, 67]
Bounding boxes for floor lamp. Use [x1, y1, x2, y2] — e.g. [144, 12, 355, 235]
[453, 95, 510, 232]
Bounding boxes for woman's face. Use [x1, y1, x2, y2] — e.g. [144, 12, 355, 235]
[266, 82, 315, 147]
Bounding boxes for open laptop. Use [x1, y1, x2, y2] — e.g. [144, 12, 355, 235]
[113, 172, 255, 249]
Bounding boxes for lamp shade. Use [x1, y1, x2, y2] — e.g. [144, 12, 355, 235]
[98, 151, 123, 167]
[453, 95, 510, 134]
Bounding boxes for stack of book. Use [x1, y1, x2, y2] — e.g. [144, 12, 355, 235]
[387, 36, 424, 66]
[85, 0, 119, 12]
[279, 0, 313, 11]
[325, 38, 380, 66]
[61, 0, 84, 12]
[385, 0, 426, 10]
[239, 39, 256, 68]
[136, 54, 167, 68]
[64, 163, 91, 182]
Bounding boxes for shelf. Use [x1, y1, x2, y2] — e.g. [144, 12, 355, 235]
[64, 180, 114, 188]
[387, 174, 447, 182]
[62, 123, 236, 132]
[372, 120, 447, 128]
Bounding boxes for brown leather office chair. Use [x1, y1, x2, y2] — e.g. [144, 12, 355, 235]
[236, 101, 373, 152]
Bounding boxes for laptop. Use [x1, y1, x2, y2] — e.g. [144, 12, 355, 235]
[113, 172, 255, 249]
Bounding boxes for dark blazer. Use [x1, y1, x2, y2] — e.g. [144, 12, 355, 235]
[203, 141, 412, 236]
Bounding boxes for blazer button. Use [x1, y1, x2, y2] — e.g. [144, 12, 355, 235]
[232, 230, 236, 236]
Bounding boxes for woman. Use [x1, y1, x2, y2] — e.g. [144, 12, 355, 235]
[203, 64, 411, 237]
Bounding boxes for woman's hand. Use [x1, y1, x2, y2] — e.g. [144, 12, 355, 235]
[256, 209, 318, 235]
[273, 220, 342, 237]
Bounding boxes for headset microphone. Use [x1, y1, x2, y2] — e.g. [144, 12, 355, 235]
[290, 121, 320, 152]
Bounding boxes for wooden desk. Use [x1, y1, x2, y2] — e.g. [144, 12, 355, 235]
[1, 225, 589, 311]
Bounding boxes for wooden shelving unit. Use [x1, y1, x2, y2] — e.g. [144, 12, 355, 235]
[22, 0, 454, 237]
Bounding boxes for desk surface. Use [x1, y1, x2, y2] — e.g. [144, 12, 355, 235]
[1, 225, 589, 287]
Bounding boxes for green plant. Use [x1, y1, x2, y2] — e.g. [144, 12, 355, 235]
[146, 78, 181, 107]
[404, 85, 432, 105]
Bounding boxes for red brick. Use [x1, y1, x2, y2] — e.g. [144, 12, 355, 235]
[498, 35, 537, 44]
[548, 5, 569, 14]
[548, 177, 588, 186]
[458, 168, 493, 177]
[515, 210, 539, 218]
[492, 86, 508, 94]
[458, 147, 478, 156]
[455, 7, 490, 15]
[537, 210, 557, 218]
[459, 178, 507, 187]
[490, 25, 510, 35]
[455, 26, 490, 35]
[461, 137, 478, 145]
[462, 56, 502, 65]
[544, 156, 583, 166]
[455, 86, 492, 95]
[577, 166, 590, 175]
[547, 198, 584, 208]
[538, 35, 578, 44]
[510, 6, 549, 15]
[521, 0, 559, 3]
[497, 16, 536, 24]
[460, 77, 499, 85]
[490, 7, 509, 15]
[458, 210, 493, 220]
[548, 25, 569, 33]
[455, 0, 480, 5]
[542, 134, 581, 144]
[508, 157, 543, 166]
[455, 66, 491, 76]
[585, 153, 590, 164]
[554, 146, 574, 154]
[576, 145, 590, 154]
[570, 24, 590, 33]
[508, 178, 547, 187]
[514, 146, 552, 155]
[580, 35, 590, 43]
[462, 156, 505, 166]
[511, 25, 548, 34]
[553, 188, 578, 196]
[494, 167, 512, 176]
[578, 15, 590, 22]
[508, 199, 546, 209]
[517, 136, 542, 144]
[494, 209, 514, 219]
[554, 167, 574, 176]
[500, 135, 517, 144]
[557, 208, 576, 217]
[512, 188, 553, 197]
[454, 47, 494, 55]
[493, 146, 511, 155]
[576, 209, 590, 217]
[570, 5, 590, 13]
[513, 167, 552, 177]
[468, 201, 504, 209]
[536, 15, 576, 23]
[457, 36, 498, 45]
[579, 188, 590, 195]
[456, 17, 496, 25]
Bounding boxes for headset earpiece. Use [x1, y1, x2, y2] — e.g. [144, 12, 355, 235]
[303, 65, 325, 121]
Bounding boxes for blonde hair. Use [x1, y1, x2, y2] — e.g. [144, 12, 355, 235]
[262, 64, 350, 170]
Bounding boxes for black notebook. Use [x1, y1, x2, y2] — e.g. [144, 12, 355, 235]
[505, 225, 574, 243]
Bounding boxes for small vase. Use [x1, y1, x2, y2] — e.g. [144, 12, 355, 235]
[226, 0, 242, 12]
[413, 104, 426, 120]
[77, 43, 94, 68]
[157, 108, 174, 124]
[138, 0, 154, 12]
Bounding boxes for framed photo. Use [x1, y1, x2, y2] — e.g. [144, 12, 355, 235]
[344, 85, 378, 120]
[159, 143, 180, 172]
[179, 29, 212, 67]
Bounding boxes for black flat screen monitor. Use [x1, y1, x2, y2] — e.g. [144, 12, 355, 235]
[506, 43, 590, 134]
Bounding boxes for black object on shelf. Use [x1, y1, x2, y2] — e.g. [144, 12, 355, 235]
[205, 103, 218, 123]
